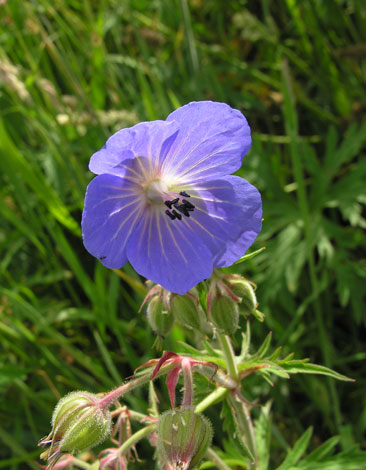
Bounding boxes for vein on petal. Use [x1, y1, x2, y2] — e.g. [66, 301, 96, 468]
[175, 148, 223, 180]
[111, 204, 143, 241]
[165, 127, 211, 177]
[162, 216, 188, 264]
[155, 211, 168, 260]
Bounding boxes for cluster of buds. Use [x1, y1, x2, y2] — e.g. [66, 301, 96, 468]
[207, 272, 263, 335]
[142, 285, 207, 348]
[143, 272, 263, 344]
[38, 391, 112, 469]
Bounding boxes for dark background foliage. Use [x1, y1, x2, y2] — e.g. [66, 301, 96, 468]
[0, 0, 365, 468]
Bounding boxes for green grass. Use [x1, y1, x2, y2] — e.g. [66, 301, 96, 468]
[0, 0, 365, 468]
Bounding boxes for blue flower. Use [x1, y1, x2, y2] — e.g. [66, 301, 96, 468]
[82, 101, 262, 295]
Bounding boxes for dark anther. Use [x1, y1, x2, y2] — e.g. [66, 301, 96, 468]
[175, 205, 190, 217]
[165, 210, 176, 220]
[171, 198, 179, 205]
[179, 191, 190, 197]
[164, 200, 173, 209]
[182, 199, 195, 209]
[171, 210, 182, 220]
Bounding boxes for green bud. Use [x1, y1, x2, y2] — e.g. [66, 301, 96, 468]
[147, 295, 174, 338]
[252, 309, 265, 322]
[229, 278, 258, 317]
[170, 291, 206, 333]
[50, 391, 111, 453]
[209, 294, 239, 335]
[157, 406, 212, 470]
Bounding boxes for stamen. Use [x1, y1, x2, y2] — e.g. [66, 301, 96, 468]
[165, 210, 176, 220]
[172, 210, 182, 220]
[175, 205, 190, 217]
[182, 199, 195, 209]
[164, 194, 194, 220]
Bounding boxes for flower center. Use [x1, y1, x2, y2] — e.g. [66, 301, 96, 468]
[144, 180, 195, 221]
[146, 179, 168, 204]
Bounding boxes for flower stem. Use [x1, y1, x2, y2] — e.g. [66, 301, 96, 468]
[71, 457, 93, 469]
[182, 357, 194, 406]
[111, 408, 147, 421]
[217, 333, 257, 470]
[195, 386, 229, 414]
[228, 394, 257, 470]
[118, 424, 156, 456]
[98, 362, 176, 410]
[218, 333, 239, 381]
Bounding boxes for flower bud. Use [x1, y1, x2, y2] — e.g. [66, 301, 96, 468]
[170, 289, 206, 333]
[157, 406, 212, 470]
[39, 391, 111, 466]
[228, 277, 258, 318]
[209, 294, 239, 335]
[147, 294, 175, 338]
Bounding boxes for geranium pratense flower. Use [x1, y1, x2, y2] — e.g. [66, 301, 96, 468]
[82, 101, 262, 294]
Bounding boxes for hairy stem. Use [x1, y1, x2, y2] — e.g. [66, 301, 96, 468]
[69, 457, 92, 469]
[182, 357, 194, 406]
[218, 333, 257, 470]
[98, 362, 176, 410]
[218, 333, 239, 381]
[228, 394, 257, 470]
[195, 386, 229, 414]
[118, 424, 156, 456]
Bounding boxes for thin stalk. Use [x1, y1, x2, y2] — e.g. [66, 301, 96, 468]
[182, 357, 194, 406]
[111, 408, 147, 421]
[71, 457, 92, 469]
[217, 333, 239, 381]
[98, 362, 176, 410]
[228, 394, 257, 470]
[195, 387, 229, 414]
[118, 424, 156, 456]
[217, 334, 257, 469]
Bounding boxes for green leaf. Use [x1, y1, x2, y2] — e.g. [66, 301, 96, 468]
[286, 448, 366, 470]
[234, 247, 266, 265]
[256, 332, 273, 358]
[279, 361, 354, 382]
[305, 436, 340, 461]
[255, 402, 272, 470]
[276, 427, 313, 469]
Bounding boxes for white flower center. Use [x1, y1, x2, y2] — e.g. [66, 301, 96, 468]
[144, 177, 195, 221]
[145, 179, 169, 204]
